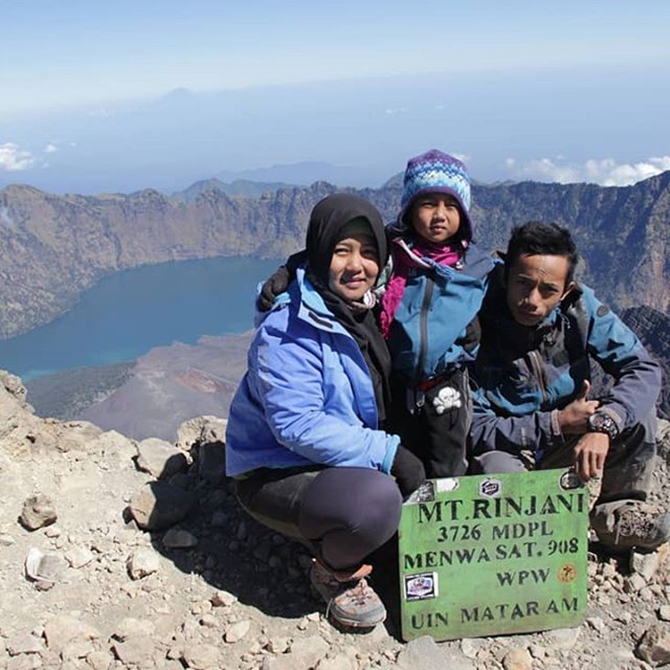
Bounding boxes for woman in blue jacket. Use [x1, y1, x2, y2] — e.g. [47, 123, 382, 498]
[226, 193, 425, 630]
[258, 151, 499, 480]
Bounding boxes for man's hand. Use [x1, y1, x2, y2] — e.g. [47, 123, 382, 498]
[557, 381, 600, 434]
[573, 431, 609, 482]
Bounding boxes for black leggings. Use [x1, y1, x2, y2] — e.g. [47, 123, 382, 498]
[234, 466, 402, 571]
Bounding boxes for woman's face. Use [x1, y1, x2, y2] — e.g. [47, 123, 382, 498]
[328, 233, 379, 302]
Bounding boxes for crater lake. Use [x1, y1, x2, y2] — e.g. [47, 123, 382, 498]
[0, 256, 282, 381]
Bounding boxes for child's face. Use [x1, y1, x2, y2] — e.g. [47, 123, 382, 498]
[410, 193, 461, 244]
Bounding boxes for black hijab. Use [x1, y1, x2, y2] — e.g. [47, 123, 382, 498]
[304, 193, 392, 421]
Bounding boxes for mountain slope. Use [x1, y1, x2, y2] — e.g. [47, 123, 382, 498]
[1, 172, 669, 339]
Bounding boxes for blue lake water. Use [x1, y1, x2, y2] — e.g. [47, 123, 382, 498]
[0, 256, 281, 381]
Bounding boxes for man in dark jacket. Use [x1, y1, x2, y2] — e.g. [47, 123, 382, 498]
[471, 221, 669, 552]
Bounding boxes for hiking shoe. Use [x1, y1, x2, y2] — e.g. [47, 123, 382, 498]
[592, 502, 670, 551]
[309, 559, 387, 628]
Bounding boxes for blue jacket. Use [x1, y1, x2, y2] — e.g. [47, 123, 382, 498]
[386, 238, 499, 384]
[471, 269, 662, 456]
[225, 269, 400, 477]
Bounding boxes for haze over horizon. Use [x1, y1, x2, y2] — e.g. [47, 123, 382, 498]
[1, 1, 669, 194]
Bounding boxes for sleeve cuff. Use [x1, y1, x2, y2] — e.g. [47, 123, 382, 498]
[381, 435, 400, 474]
[550, 409, 564, 441]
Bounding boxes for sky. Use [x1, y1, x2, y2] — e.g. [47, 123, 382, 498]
[1, 0, 670, 193]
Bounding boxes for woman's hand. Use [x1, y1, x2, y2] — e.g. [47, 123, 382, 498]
[391, 446, 426, 498]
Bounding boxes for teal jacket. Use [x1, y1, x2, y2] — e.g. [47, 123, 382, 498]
[471, 269, 661, 457]
[386, 238, 499, 384]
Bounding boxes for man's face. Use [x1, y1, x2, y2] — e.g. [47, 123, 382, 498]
[505, 253, 574, 327]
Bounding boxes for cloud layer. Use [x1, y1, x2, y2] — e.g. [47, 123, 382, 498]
[505, 156, 670, 187]
[0, 142, 66, 173]
[0, 143, 37, 172]
[2, 132, 669, 193]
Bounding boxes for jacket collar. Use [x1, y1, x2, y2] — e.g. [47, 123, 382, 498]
[295, 268, 350, 336]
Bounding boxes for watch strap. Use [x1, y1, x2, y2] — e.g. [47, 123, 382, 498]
[588, 411, 619, 440]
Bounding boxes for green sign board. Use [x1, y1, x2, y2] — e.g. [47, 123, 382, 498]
[398, 469, 588, 641]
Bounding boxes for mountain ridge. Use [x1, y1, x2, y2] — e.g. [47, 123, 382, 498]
[1, 172, 669, 340]
[171, 179, 292, 202]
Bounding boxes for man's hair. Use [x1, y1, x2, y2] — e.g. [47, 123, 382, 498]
[505, 221, 579, 286]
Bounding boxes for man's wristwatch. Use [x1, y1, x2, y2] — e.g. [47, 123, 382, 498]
[587, 411, 619, 440]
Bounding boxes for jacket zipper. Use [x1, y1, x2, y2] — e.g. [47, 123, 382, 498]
[415, 275, 434, 385]
[527, 350, 548, 403]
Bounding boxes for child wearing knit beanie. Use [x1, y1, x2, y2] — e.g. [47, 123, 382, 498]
[379, 149, 499, 478]
[258, 149, 499, 479]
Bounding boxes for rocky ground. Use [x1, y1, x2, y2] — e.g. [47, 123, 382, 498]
[3, 369, 670, 670]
